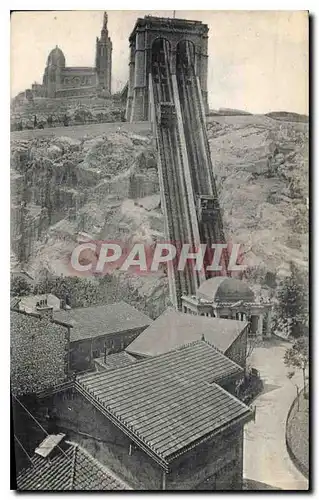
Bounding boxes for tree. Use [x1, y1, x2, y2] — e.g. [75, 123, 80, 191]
[11, 275, 32, 297]
[274, 262, 308, 338]
[245, 336, 258, 362]
[284, 336, 309, 396]
[287, 370, 301, 410]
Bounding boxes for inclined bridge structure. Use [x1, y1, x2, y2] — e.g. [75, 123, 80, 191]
[149, 37, 228, 309]
[126, 16, 228, 309]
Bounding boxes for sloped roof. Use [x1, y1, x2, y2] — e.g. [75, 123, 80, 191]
[17, 441, 130, 491]
[94, 351, 137, 371]
[125, 307, 247, 357]
[197, 277, 255, 303]
[10, 297, 20, 310]
[77, 341, 250, 465]
[18, 294, 61, 312]
[53, 301, 152, 342]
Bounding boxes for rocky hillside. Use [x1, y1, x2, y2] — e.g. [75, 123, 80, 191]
[207, 115, 308, 281]
[11, 113, 308, 316]
[11, 95, 125, 130]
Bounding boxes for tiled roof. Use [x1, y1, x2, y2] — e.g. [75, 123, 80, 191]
[10, 297, 20, 310]
[125, 307, 247, 357]
[17, 441, 131, 491]
[77, 341, 251, 464]
[53, 301, 152, 342]
[94, 351, 137, 371]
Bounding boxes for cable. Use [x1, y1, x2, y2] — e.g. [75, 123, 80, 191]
[12, 394, 74, 464]
[14, 434, 35, 467]
[12, 393, 107, 489]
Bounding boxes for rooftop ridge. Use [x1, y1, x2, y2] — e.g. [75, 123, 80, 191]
[69, 444, 77, 489]
[79, 339, 242, 390]
[76, 378, 251, 464]
[78, 339, 222, 383]
[76, 343, 247, 463]
[200, 338, 244, 374]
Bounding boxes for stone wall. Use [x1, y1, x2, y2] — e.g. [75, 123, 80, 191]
[69, 326, 148, 372]
[11, 311, 70, 396]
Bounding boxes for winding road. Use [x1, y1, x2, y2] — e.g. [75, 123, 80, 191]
[243, 338, 308, 490]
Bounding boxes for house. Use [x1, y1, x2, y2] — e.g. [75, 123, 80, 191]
[34, 341, 253, 490]
[53, 301, 152, 372]
[16, 293, 61, 315]
[125, 307, 249, 368]
[11, 299, 152, 375]
[16, 434, 130, 491]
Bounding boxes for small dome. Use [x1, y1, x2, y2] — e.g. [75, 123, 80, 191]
[47, 46, 66, 67]
[197, 277, 255, 303]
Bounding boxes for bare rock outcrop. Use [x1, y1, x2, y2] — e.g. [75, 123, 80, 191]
[11, 114, 308, 315]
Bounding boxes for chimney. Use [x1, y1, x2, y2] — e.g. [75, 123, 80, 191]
[60, 297, 71, 310]
[35, 297, 53, 318]
[36, 305, 54, 319]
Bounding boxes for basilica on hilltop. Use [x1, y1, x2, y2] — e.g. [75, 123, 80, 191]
[30, 12, 112, 99]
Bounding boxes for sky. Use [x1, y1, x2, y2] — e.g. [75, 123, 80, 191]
[11, 10, 308, 114]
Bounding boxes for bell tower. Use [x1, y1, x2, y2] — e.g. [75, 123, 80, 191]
[95, 12, 112, 95]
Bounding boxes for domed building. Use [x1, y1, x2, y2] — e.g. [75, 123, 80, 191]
[197, 276, 255, 304]
[46, 46, 66, 68]
[182, 276, 272, 338]
[34, 12, 112, 99]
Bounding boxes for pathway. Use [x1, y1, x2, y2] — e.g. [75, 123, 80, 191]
[243, 338, 308, 490]
[11, 121, 151, 141]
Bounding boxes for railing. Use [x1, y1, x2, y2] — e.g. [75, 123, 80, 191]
[35, 379, 74, 399]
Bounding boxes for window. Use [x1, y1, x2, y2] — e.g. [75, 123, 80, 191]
[92, 349, 100, 358]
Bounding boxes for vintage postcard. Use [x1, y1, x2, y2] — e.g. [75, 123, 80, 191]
[10, 10, 309, 491]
